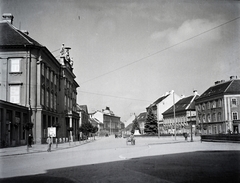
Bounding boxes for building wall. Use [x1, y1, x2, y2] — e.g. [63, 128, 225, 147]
[0, 100, 29, 147]
[0, 47, 79, 145]
[196, 95, 240, 134]
[156, 93, 181, 121]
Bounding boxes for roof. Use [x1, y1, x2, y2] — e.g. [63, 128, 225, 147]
[147, 94, 169, 109]
[77, 105, 88, 114]
[162, 95, 198, 115]
[196, 79, 240, 101]
[89, 117, 102, 126]
[137, 112, 147, 122]
[0, 21, 42, 47]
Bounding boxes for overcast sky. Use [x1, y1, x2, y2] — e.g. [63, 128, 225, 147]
[1, 0, 240, 121]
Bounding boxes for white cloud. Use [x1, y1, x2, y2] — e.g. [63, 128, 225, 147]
[151, 19, 222, 48]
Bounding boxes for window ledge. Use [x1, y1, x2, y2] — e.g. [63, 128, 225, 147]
[9, 72, 22, 74]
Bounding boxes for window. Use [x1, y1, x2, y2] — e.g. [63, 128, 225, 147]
[212, 101, 216, 108]
[46, 91, 49, 107]
[10, 58, 21, 72]
[50, 71, 53, 82]
[233, 112, 238, 120]
[207, 114, 211, 122]
[212, 113, 216, 122]
[217, 112, 222, 121]
[50, 93, 53, 109]
[10, 85, 20, 103]
[218, 99, 222, 107]
[54, 74, 57, 85]
[202, 114, 206, 123]
[232, 99, 237, 106]
[41, 88, 45, 105]
[46, 67, 49, 79]
[54, 94, 57, 110]
[207, 102, 210, 109]
[41, 64, 45, 76]
[198, 104, 201, 111]
[202, 103, 205, 110]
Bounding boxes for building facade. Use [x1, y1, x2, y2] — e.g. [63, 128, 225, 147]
[146, 91, 181, 134]
[90, 107, 122, 135]
[195, 77, 240, 135]
[162, 91, 199, 135]
[0, 14, 79, 146]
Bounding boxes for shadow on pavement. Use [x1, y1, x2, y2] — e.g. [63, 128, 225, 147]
[1, 151, 239, 183]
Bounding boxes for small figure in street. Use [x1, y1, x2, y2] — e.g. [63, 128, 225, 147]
[28, 134, 33, 147]
[130, 133, 135, 145]
[47, 136, 52, 152]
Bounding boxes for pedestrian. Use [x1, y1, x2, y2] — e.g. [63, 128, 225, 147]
[130, 133, 135, 145]
[28, 134, 33, 147]
[47, 136, 52, 152]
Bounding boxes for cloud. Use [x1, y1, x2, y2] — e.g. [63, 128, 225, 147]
[151, 19, 222, 47]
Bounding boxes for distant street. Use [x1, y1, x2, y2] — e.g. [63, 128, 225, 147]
[1, 136, 240, 182]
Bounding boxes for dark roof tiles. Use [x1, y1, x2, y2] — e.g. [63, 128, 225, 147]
[197, 80, 240, 101]
[0, 22, 42, 47]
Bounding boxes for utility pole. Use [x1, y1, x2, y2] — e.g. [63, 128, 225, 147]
[173, 90, 176, 140]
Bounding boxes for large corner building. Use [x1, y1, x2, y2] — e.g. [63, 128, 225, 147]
[0, 14, 79, 146]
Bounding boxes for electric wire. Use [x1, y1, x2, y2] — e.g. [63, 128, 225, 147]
[79, 16, 240, 85]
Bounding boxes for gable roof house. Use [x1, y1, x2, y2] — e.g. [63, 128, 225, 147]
[0, 14, 79, 146]
[146, 91, 181, 134]
[195, 76, 240, 135]
[137, 112, 147, 134]
[162, 91, 199, 135]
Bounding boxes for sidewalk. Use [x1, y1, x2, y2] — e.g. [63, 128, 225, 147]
[0, 138, 98, 157]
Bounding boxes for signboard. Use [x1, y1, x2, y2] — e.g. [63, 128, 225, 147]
[48, 127, 56, 137]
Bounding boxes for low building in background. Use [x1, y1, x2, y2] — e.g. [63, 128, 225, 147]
[90, 107, 122, 135]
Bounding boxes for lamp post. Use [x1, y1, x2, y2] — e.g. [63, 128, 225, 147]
[172, 90, 176, 140]
[110, 118, 111, 135]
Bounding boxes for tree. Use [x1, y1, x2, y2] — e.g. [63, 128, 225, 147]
[79, 121, 98, 137]
[144, 108, 158, 135]
[131, 116, 140, 134]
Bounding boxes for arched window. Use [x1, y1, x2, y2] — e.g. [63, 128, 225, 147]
[218, 99, 222, 107]
[212, 113, 216, 122]
[217, 112, 222, 121]
[202, 114, 206, 123]
[207, 114, 211, 122]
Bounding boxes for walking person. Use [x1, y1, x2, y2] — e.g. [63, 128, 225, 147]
[28, 134, 33, 147]
[47, 136, 52, 152]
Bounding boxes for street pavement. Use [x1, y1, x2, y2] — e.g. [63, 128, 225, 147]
[1, 135, 240, 182]
[0, 135, 195, 157]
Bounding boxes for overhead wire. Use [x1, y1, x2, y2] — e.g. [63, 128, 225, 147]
[79, 16, 240, 85]
[78, 89, 152, 102]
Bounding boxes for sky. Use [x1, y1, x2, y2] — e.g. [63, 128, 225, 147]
[1, 0, 240, 122]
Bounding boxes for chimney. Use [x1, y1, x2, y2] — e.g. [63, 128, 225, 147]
[193, 90, 198, 95]
[2, 13, 14, 24]
[215, 81, 220, 85]
[21, 30, 29, 35]
[181, 95, 185, 98]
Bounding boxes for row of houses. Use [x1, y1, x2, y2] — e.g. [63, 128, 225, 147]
[127, 76, 240, 136]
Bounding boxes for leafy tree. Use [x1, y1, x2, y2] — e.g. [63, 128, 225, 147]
[144, 108, 158, 134]
[79, 121, 92, 136]
[131, 116, 140, 134]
